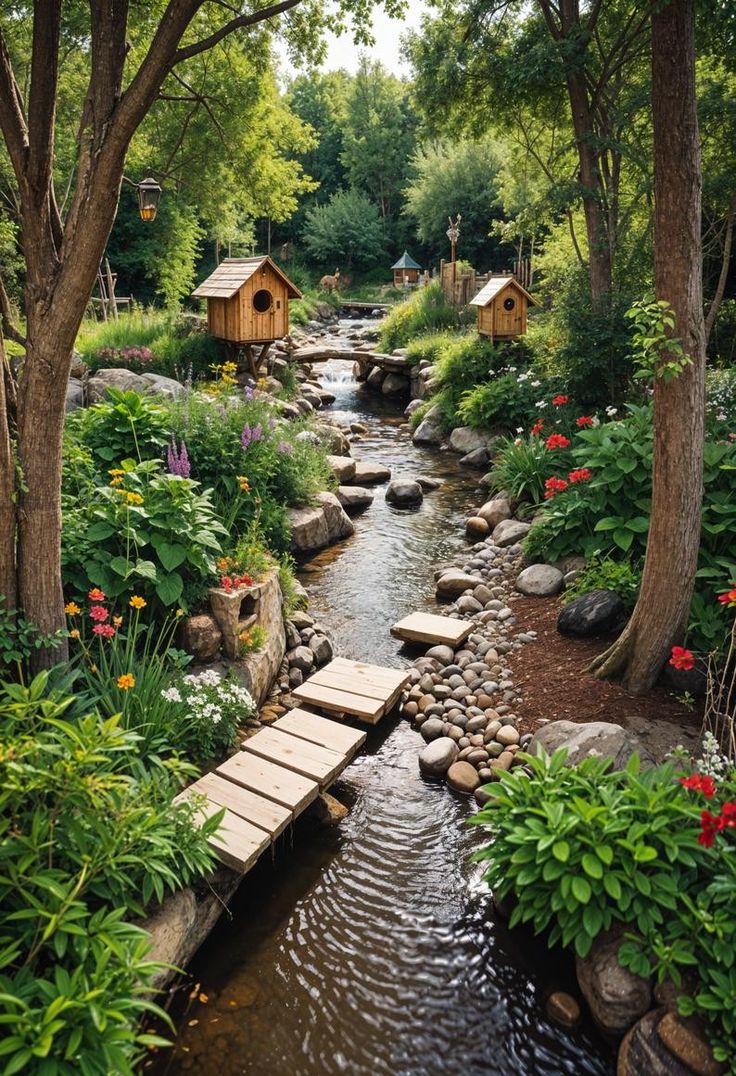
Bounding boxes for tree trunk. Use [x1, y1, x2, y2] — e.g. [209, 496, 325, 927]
[704, 197, 735, 344]
[589, 0, 705, 694]
[0, 331, 16, 613]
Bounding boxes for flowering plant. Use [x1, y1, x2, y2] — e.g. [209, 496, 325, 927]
[161, 669, 255, 762]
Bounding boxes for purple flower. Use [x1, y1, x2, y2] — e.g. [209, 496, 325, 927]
[277, 440, 294, 456]
[240, 423, 263, 451]
[243, 385, 254, 401]
[167, 438, 191, 478]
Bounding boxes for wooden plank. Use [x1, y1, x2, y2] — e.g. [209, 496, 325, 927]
[307, 667, 389, 700]
[216, 751, 318, 815]
[273, 708, 366, 757]
[292, 679, 385, 723]
[190, 771, 291, 839]
[177, 790, 271, 873]
[390, 611, 473, 647]
[243, 728, 344, 787]
[328, 657, 410, 689]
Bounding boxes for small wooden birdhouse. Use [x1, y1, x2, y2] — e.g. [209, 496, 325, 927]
[470, 275, 536, 341]
[192, 256, 302, 347]
[391, 250, 422, 287]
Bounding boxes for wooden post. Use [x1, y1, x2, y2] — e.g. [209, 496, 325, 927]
[104, 258, 118, 320]
[97, 269, 108, 321]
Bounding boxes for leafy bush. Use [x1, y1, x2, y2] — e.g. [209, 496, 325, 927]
[456, 369, 564, 433]
[404, 330, 458, 367]
[379, 282, 465, 352]
[76, 310, 168, 364]
[78, 312, 224, 380]
[0, 599, 66, 678]
[160, 669, 254, 763]
[488, 435, 558, 507]
[564, 557, 642, 612]
[472, 747, 736, 1069]
[66, 388, 169, 465]
[0, 673, 220, 1075]
[706, 367, 736, 428]
[62, 459, 227, 610]
[147, 329, 224, 380]
[303, 188, 386, 271]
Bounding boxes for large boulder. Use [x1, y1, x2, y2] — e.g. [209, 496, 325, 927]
[558, 589, 627, 637]
[288, 506, 329, 553]
[366, 365, 386, 391]
[576, 925, 652, 1036]
[418, 737, 459, 776]
[327, 455, 357, 482]
[516, 564, 564, 597]
[436, 571, 483, 598]
[352, 460, 391, 485]
[141, 372, 185, 399]
[460, 446, 490, 468]
[491, 519, 531, 547]
[385, 479, 423, 507]
[382, 372, 410, 396]
[181, 614, 222, 662]
[529, 720, 653, 769]
[87, 367, 150, 403]
[412, 407, 444, 446]
[66, 378, 85, 412]
[337, 485, 374, 513]
[317, 491, 355, 542]
[478, 497, 513, 528]
[448, 426, 488, 455]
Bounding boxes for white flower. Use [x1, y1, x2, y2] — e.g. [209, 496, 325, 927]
[605, 406, 618, 416]
[516, 427, 524, 434]
[531, 379, 541, 388]
[161, 686, 182, 703]
[535, 400, 547, 409]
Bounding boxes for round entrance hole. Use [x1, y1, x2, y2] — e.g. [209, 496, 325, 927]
[503, 296, 516, 311]
[253, 289, 273, 313]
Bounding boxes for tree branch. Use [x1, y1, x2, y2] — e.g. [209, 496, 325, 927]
[0, 272, 25, 348]
[705, 197, 736, 345]
[0, 29, 29, 188]
[27, 0, 62, 194]
[173, 0, 305, 65]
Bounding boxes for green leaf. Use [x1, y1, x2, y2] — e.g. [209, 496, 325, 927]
[86, 522, 115, 541]
[156, 542, 187, 571]
[552, 841, 570, 862]
[582, 853, 603, 879]
[155, 572, 184, 606]
[571, 876, 592, 904]
[613, 528, 634, 552]
[132, 558, 158, 581]
[109, 556, 129, 577]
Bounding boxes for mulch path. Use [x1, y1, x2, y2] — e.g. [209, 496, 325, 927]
[506, 594, 703, 759]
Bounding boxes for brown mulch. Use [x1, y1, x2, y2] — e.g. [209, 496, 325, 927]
[507, 595, 703, 761]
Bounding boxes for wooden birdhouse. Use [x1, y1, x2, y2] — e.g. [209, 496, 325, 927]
[391, 250, 422, 287]
[470, 275, 536, 341]
[192, 256, 302, 372]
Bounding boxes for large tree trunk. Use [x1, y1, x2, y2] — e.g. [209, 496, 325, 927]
[0, 331, 16, 613]
[589, 0, 705, 694]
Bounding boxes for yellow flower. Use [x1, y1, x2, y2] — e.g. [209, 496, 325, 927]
[108, 468, 124, 477]
[129, 596, 147, 609]
[109, 476, 124, 487]
[89, 664, 98, 674]
[64, 602, 81, 616]
[222, 361, 238, 375]
[175, 608, 184, 618]
[69, 629, 80, 640]
[113, 616, 123, 628]
[117, 673, 136, 691]
[126, 492, 144, 506]
[237, 475, 250, 493]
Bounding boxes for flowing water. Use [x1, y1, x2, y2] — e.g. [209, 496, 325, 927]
[154, 320, 615, 1076]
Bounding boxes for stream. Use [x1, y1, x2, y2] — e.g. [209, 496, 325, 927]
[153, 320, 616, 1076]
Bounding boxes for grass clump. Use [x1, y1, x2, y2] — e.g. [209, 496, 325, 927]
[379, 282, 467, 352]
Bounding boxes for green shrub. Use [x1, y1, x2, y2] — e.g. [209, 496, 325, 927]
[61, 459, 227, 611]
[76, 310, 169, 363]
[488, 435, 557, 506]
[404, 330, 458, 367]
[472, 747, 736, 1069]
[147, 330, 225, 380]
[379, 282, 465, 352]
[66, 388, 170, 466]
[78, 311, 224, 381]
[0, 673, 220, 1075]
[457, 371, 563, 432]
[564, 557, 642, 611]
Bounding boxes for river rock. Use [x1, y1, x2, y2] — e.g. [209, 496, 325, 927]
[308, 633, 333, 666]
[477, 497, 512, 528]
[317, 424, 351, 456]
[412, 412, 444, 446]
[492, 519, 531, 547]
[366, 365, 386, 391]
[311, 792, 349, 826]
[290, 610, 314, 630]
[457, 595, 482, 614]
[382, 372, 410, 396]
[284, 620, 301, 650]
[87, 366, 151, 403]
[436, 571, 482, 598]
[447, 760, 481, 794]
[657, 1011, 725, 1076]
[352, 460, 391, 485]
[66, 378, 84, 412]
[385, 479, 423, 506]
[557, 589, 627, 637]
[318, 491, 355, 542]
[181, 614, 223, 662]
[466, 516, 490, 539]
[288, 505, 329, 552]
[420, 717, 445, 742]
[529, 719, 653, 769]
[460, 446, 490, 468]
[545, 992, 581, 1029]
[576, 924, 652, 1035]
[327, 455, 357, 482]
[617, 1009, 724, 1076]
[405, 399, 424, 416]
[287, 645, 314, 673]
[418, 737, 459, 776]
[337, 485, 374, 513]
[141, 372, 185, 399]
[516, 564, 564, 597]
[448, 426, 488, 454]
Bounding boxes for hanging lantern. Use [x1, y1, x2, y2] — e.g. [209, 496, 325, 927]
[137, 177, 162, 222]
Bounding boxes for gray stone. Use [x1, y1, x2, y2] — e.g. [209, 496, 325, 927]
[447, 760, 481, 793]
[448, 426, 488, 454]
[318, 491, 355, 542]
[352, 460, 391, 485]
[576, 924, 652, 1035]
[337, 485, 374, 513]
[426, 644, 455, 665]
[529, 720, 654, 769]
[181, 614, 222, 663]
[327, 455, 357, 482]
[141, 372, 185, 399]
[436, 571, 482, 598]
[492, 519, 531, 547]
[309, 634, 333, 666]
[66, 378, 84, 412]
[288, 506, 329, 553]
[87, 367, 150, 403]
[382, 372, 410, 396]
[420, 717, 445, 742]
[558, 589, 628, 637]
[405, 399, 424, 416]
[412, 415, 444, 446]
[457, 595, 483, 614]
[287, 645, 314, 672]
[516, 564, 564, 597]
[460, 446, 490, 468]
[385, 479, 423, 506]
[284, 620, 301, 650]
[477, 497, 512, 529]
[366, 365, 386, 391]
[418, 737, 459, 776]
[415, 475, 441, 491]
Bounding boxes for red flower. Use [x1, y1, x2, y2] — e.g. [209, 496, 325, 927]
[544, 476, 568, 500]
[88, 588, 106, 601]
[568, 467, 592, 484]
[545, 433, 571, 450]
[92, 623, 116, 638]
[576, 415, 594, 428]
[698, 802, 736, 846]
[530, 419, 544, 437]
[552, 394, 569, 406]
[669, 645, 695, 671]
[89, 604, 109, 622]
[680, 773, 716, 798]
[717, 588, 736, 608]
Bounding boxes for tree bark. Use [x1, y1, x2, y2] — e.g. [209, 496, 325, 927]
[0, 331, 16, 613]
[589, 0, 706, 693]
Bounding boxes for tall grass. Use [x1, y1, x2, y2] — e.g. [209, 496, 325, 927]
[76, 309, 171, 358]
[379, 282, 469, 352]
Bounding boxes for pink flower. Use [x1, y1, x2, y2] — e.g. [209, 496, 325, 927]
[92, 623, 116, 639]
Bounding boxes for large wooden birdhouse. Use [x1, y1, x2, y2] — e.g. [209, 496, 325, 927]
[470, 275, 536, 341]
[192, 257, 302, 372]
[391, 250, 422, 287]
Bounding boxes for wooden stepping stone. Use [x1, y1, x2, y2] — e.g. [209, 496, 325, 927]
[176, 788, 271, 873]
[188, 771, 291, 839]
[216, 751, 318, 814]
[243, 727, 344, 788]
[391, 611, 473, 647]
[292, 658, 410, 724]
[273, 708, 366, 758]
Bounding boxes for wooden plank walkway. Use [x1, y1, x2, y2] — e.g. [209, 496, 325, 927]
[391, 611, 473, 647]
[273, 707, 366, 758]
[292, 657, 410, 724]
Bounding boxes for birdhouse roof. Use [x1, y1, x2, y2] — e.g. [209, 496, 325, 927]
[192, 256, 302, 300]
[391, 250, 422, 270]
[469, 275, 536, 307]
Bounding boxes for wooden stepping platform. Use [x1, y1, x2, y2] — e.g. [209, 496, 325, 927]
[292, 657, 410, 724]
[243, 727, 344, 788]
[391, 611, 473, 647]
[177, 787, 273, 874]
[216, 751, 319, 814]
[273, 708, 366, 758]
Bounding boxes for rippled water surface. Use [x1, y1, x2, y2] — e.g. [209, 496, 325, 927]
[155, 324, 615, 1076]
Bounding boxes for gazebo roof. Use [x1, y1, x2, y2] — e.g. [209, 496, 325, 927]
[391, 250, 422, 271]
[470, 275, 536, 307]
[192, 256, 302, 300]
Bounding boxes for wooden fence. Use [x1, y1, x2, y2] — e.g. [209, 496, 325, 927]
[439, 257, 533, 306]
